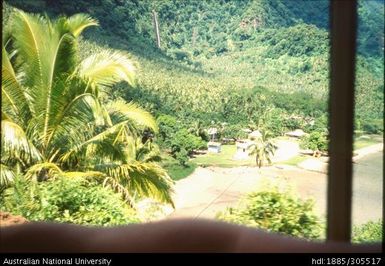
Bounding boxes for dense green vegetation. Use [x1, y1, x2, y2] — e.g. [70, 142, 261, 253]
[2, 8, 175, 224]
[5, 0, 383, 140]
[2, 0, 383, 228]
[216, 188, 323, 239]
[217, 188, 382, 242]
[1, 176, 140, 225]
[156, 114, 206, 166]
[352, 220, 383, 243]
[300, 131, 328, 153]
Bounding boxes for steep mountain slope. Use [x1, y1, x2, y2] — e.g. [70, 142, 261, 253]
[5, 0, 383, 59]
[3, 0, 384, 132]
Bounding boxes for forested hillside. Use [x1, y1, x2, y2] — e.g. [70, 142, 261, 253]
[7, 0, 384, 131]
[3, 0, 384, 137]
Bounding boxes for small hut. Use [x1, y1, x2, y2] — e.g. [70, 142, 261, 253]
[207, 127, 221, 153]
[233, 140, 254, 160]
[207, 142, 221, 153]
[207, 127, 218, 141]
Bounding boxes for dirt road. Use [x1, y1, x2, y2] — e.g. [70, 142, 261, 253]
[168, 147, 383, 226]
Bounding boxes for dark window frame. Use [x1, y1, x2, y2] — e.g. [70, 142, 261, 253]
[327, 0, 384, 247]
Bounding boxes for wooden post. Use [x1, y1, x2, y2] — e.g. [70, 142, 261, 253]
[327, 0, 357, 242]
[152, 10, 161, 49]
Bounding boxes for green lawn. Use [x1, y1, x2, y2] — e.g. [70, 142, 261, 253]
[160, 153, 198, 181]
[280, 135, 382, 166]
[280, 155, 309, 166]
[190, 145, 255, 168]
[354, 135, 382, 150]
[163, 162, 197, 181]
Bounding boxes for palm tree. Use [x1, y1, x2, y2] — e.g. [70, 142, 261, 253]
[248, 130, 277, 168]
[1, 10, 174, 207]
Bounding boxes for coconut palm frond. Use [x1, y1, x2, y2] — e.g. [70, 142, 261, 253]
[58, 120, 129, 164]
[127, 162, 175, 208]
[135, 140, 162, 162]
[25, 162, 63, 181]
[78, 50, 136, 89]
[2, 46, 31, 124]
[103, 176, 136, 208]
[65, 13, 98, 37]
[1, 119, 41, 163]
[97, 162, 175, 208]
[85, 137, 128, 163]
[12, 10, 81, 147]
[58, 101, 152, 164]
[108, 100, 158, 133]
[0, 163, 16, 189]
[50, 31, 78, 79]
[45, 93, 106, 154]
[11, 10, 47, 89]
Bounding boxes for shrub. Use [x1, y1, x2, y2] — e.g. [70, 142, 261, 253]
[284, 117, 303, 131]
[175, 148, 189, 166]
[304, 114, 328, 133]
[157, 114, 180, 146]
[170, 129, 206, 156]
[361, 119, 383, 134]
[1, 176, 140, 226]
[352, 220, 383, 243]
[300, 131, 328, 152]
[216, 189, 322, 239]
[222, 124, 247, 140]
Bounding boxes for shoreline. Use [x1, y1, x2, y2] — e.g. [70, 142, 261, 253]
[353, 143, 383, 162]
[169, 143, 382, 223]
[296, 142, 383, 173]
